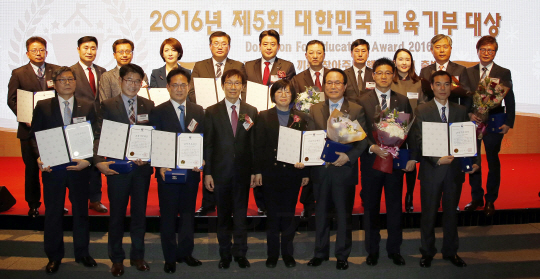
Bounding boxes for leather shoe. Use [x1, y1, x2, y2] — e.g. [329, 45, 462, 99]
[336, 260, 348, 270]
[266, 257, 278, 268]
[130, 259, 150, 271]
[177, 255, 202, 266]
[218, 258, 231, 269]
[89, 201, 108, 213]
[388, 253, 405, 265]
[257, 207, 267, 216]
[404, 193, 413, 213]
[307, 257, 328, 267]
[28, 207, 39, 218]
[45, 260, 61, 274]
[195, 206, 215, 216]
[464, 200, 484, 211]
[419, 255, 433, 268]
[484, 201, 495, 217]
[366, 253, 379, 266]
[443, 254, 467, 267]
[234, 256, 250, 268]
[163, 262, 176, 273]
[282, 255, 296, 268]
[111, 262, 124, 277]
[75, 256, 97, 267]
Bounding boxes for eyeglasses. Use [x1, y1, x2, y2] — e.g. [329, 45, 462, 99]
[212, 42, 229, 48]
[433, 45, 451, 50]
[325, 81, 344, 86]
[116, 50, 133, 55]
[122, 78, 142, 86]
[374, 71, 393, 76]
[170, 83, 188, 90]
[28, 49, 46, 54]
[224, 81, 242, 87]
[479, 48, 496, 55]
[276, 90, 292, 95]
[56, 78, 75, 84]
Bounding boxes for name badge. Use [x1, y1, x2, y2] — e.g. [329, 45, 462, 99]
[72, 116, 87, 124]
[137, 114, 149, 123]
[142, 80, 148, 87]
[454, 76, 460, 81]
[270, 75, 280, 82]
[490, 78, 500, 85]
[365, 82, 376, 90]
[187, 119, 198, 132]
[407, 92, 419, 99]
[47, 80, 54, 88]
[243, 115, 253, 131]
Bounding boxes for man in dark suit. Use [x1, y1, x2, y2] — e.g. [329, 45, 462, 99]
[357, 58, 412, 267]
[344, 39, 375, 102]
[7, 36, 59, 217]
[188, 31, 246, 216]
[203, 69, 258, 269]
[463, 36, 515, 217]
[290, 40, 328, 220]
[94, 64, 155, 277]
[70, 36, 108, 214]
[149, 68, 204, 273]
[307, 68, 368, 270]
[245, 29, 296, 215]
[98, 39, 149, 102]
[32, 67, 98, 274]
[411, 71, 477, 268]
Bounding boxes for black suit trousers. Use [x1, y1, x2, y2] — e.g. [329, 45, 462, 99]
[88, 166, 103, 202]
[469, 133, 504, 202]
[201, 187, 216, 208]
[21, 139, 41, 208]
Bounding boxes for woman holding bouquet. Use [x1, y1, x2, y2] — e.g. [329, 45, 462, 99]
[391, 49, 422, 213]
[253, 79, 313, 268]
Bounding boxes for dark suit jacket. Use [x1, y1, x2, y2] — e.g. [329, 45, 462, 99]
[419, 61, 471, 107]
[344, 66, 374, 102]
[245, 57, 296, 85]
[203, 99, 258, 185]
[94, 94, 155, 164]
[463, 63, 515, 128]
[150, 64, 192, 88]
[7, 62, 59, 139]
[70, 62, 106, 106]
[290, 68, 329, 94]
[188, 58, 246, 103]
[31, 95, 96, 164]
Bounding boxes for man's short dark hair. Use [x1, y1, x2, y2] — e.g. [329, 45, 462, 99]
[270, 79, 296, 104]
[323, 68, 347, 85]
[430, 70, 452, 84]
[52, 66, 75, 81]
[476, 35, 498, 51]
[306, 40, 325, 53]
[77, 36, 98, 48]
[209, 31, 231, 45]
[112, 39, 134, 53]
[26, 36, 47, 50]
[160, 38, 183, 61]
[119, 63, 144, 79]
[372, 57, 395, 72]
[350, 39, 370, 52]
[259, 29, 280, 44]
[166, 68, 191, 84]
[221, 68, 245, 86]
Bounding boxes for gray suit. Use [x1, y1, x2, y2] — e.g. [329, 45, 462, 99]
[188, 58, 246, 103]
[70, 62, 106, 106]
[98, 67, 149, 102]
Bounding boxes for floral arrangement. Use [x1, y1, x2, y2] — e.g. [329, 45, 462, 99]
[472, 77, 508, 139]
[327, 109, 366, 144]
[294, 86, 323, 113]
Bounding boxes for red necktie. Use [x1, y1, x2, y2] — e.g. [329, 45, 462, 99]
[315, 72, 322, 91]
[88, 67, 96, 96]
[262, 62, 271, 85]
[231, 105, 238, 137]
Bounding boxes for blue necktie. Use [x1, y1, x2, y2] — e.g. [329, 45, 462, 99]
[381, 94, 387, 110]
[441, 106, 447, 123]
[330, 103, 338, 113]
[63, 101, 71, 125]
[179, 105, 185, 132]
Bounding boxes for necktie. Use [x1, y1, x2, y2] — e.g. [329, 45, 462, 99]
[381, 94, 387, 110]
[231, 105, 238, 136]
[357, 69, 363, 90]
[88, 67, 96, 96]
[480, 66, 488, 80]
[216, 62, 223, 78]
[128, 99, 136, 124]
[37, 67, 44, 78]
[441, 106, 447, 123]
[178, 105, 185, 132]
[37, 67, 46, 90]
[330, 103, 338, 113]
[63, 101, 71, 125]
[315, 72, 322, 91]
[262, 62, 271, 85]
[439, 65, 444, 71]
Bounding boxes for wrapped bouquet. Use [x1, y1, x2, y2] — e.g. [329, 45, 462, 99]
[320, 109, 366, 163]
[472, 77, 508, 139]
[294, 86, 323, 113]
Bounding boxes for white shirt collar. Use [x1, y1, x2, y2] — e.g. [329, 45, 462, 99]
[261, 57, 276, 64]
[435, 61, 450, 71]
[224, 97, 240, 108]
[434, 98, 449, 119]
[79, 61, 94, 71]
[170, 98, 186, 109]
[480, 62, 494, 73]
[30, 62, 45, 75]
[212, 57, 227, 67]
[353, 65, 366, 76]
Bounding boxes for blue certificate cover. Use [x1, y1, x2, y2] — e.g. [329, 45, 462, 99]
[393, 149, 410, 169]
[488, 113, 507, 133]
[459, 157, 474, 172]
[164, 169, 187, 184]
[107, 159, 134, 174]
[320, 140, 352, 163]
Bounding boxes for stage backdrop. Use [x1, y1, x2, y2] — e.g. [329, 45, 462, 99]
[1, 0, 537, 130]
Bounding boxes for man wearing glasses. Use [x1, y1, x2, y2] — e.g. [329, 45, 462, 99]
[94, 64, 155, 277]
[188, 31, 246, 216]
[7, 36, 59, 218]
[99, 39, 149, 102]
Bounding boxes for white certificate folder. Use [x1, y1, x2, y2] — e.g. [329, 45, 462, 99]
[177, 133, 204, 169]
[64, 121, 94, 160]
[276, 127, 326, 166]
[422, 121, 477, 157]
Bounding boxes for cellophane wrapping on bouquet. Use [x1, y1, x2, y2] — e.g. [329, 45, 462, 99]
[472, 77, 508, 139]
[326, 109, 366, 144]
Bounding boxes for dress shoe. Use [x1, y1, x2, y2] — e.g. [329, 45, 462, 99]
[443, 254, 467, 267]
[75, 256, 97, 267]
[45, 260, 61, 274]
[63, 208, 68, 214]
[307, 257, 328, 267]
[234, 256, 250, 268]
[464, 200, 484, 211]
[484, 201, 495, 217]
[111, 262, 124, 277]
[336, 260, 349, 270]
[419, 255, 433, 268]
[282, 255, 296, 268]
[388, 253, 406, 265]
[218, 258, 231, 269]
[164, 262, 176, 273]
[266, 257, 278, 268]
[130, 259, 150, 271]
[177, 255, 202, 266]
[404, 193, 413, 213]
[28, 207, 39, 218]
[257, 207, 267, 216]
[366, 253, 379, 266]
[195, 206, 215, 216]
[89, 201, 108, 213]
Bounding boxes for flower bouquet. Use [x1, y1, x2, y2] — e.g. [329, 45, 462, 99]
[472, 77, 508, 139]
[372, 107, 415, 174]
[320, 109, 366, 163]
[294, 86, 323, 113]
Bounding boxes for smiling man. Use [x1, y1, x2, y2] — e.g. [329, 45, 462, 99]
[344, 39, 375, 102]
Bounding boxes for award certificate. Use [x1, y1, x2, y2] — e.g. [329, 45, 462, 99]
[126, 125, 154, 161]
[422, 122, 449, 157]
[35, 127, 70, 167]
[277, 126, 302, 165]
[64, 121, 94, 160]
[177, 133, 203, 169]
[150, 130, 176, 168]
[301, 130, 327, 166]
[449, 121, 477, 157]
[97, 119, 129, 160]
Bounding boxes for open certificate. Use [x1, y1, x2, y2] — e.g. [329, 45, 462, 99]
[193, 78, 224, 109]
[64, 121, 94, 160]
[148, 88, 170, 106]
[150, 130, 176, 168]
[97, 120, 129, 160]
[125, 125, 154, 161]
[276, 126, 302, 165]
[301, 130, 327, 166]
[177, 133, 203, 169]
[449, 121, 477, 157]
[17, 89, 55, 123]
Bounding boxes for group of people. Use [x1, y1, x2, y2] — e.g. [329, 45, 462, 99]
[6, 29, 514, 275]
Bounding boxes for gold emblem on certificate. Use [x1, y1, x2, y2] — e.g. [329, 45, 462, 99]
[181, 160, 185, 164]
[130, 151, 135, 156]
[454, 148, 458, 153]
[305, 157, 309, 161]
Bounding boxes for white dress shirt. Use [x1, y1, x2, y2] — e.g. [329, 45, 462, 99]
[224, 98, 241, 122]
[170, 99, 187, 121]
[212, 57, 228, 77]
[58, 95, 74, 121]
[79, 61, 98, 89]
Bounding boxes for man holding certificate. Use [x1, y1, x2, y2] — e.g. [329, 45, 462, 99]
[149, 68, 204, 273]
[31, 67, 97, 274]
[94, 64, 155, 277]
[203, 69, 258, 269]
